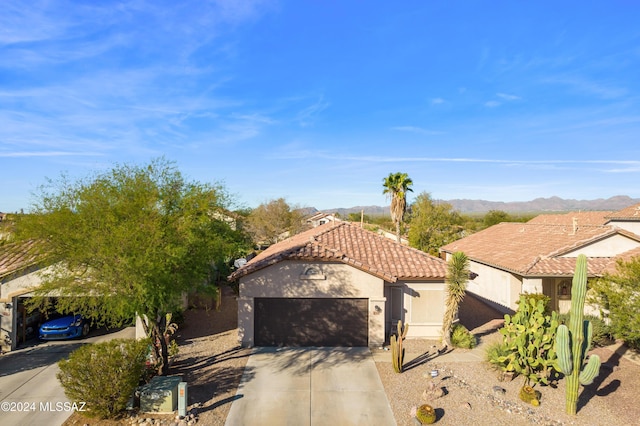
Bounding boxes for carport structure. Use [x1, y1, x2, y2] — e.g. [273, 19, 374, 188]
[229, 221, 449, 348]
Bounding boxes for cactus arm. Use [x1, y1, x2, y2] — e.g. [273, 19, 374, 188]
[390, 321, 408, 373]
[556, 324, 573, 375]
[391, 334, 399, 373]
[579, 355, 601, 386]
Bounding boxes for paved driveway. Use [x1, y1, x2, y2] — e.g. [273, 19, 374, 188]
[225, 347, 396, 426]
[0, 327, 135, 426]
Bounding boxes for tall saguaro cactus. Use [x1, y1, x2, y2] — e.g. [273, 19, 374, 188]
[391, 320, 409, 373]
[555, 254, 601, 415]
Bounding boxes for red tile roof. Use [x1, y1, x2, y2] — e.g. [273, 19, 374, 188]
[527, 211, 612, 226]
[229, 221, 447, 282]
[440, 221, 640, 276]
[605, 202, 640, 221]
[0, 240, 40, 280]
[601, 246, 640, 274]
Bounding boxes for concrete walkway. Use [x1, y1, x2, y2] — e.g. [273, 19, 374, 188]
[371, 341, 488, 364]
[225, 347, 396, 426]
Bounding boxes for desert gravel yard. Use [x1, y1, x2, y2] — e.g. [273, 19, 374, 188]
[174, 290, 640, 426]
[376, 338, 640, 426]
[65, 288, 640, 425]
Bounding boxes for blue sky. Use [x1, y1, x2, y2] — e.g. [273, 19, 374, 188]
[2, 1, 640, 213]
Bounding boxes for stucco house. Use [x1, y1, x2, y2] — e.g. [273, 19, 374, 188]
[229, 221, 448, 347]
[0, 240, 44, 352]
[440, 203, 640, 314]
[306, 212, 340, 228]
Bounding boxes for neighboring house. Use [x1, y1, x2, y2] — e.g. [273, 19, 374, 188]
[211, 209, 239, 231]
[229, 221, 448, 347]
[306, 212, 340, 228]
[375, 227, 409, 245]
[440, 203, 640, 315]
[0, 241, 43, 352]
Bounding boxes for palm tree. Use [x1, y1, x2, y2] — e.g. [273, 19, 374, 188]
[442, 251, 470, 348]
[382, 172, 413, 242]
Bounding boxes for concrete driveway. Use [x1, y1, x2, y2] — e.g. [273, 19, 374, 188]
[0, 326, 135, 426]
[225, 347, 396, 426]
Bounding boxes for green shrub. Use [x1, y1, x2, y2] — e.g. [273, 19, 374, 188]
[57, 338, 150, 419]
[485, 340, 511, 370]
[451, 323, 476, 348]
[589, 259, 640, 350]
[558, 313, 613, 348]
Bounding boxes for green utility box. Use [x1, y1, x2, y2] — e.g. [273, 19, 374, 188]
[139, 375, 182, 413]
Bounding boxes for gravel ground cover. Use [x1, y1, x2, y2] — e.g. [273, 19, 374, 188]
[376, 335, 640, 426]
[64, 288, 640, 425]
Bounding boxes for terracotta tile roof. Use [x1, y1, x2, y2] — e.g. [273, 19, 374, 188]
[0, 240, 40, 280]
[527, 211, 613, 226]
[229, 221, 447, 282]
[526, 257, 615, 276]
[440, 222, 624, 276]
[605, 202, 640, 221]
[601, 246, 640, 274]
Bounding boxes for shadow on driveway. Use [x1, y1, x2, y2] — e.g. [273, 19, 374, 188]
[0, 343, 82, 377]
[259, 346, 373, 376]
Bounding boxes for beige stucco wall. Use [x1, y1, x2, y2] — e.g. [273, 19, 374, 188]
[238, 260, 387, 347]
[608, 221, 640, 235]
[562, 234, 640, 257]
[463, 259, 522, 311]
[1, 268, 43, 352]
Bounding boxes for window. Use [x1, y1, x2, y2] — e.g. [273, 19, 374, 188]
[300, 267, 325, 280]
[558, 280, 571, 299]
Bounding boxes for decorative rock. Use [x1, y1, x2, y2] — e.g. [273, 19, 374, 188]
[422, 387, 444, 400]
[498, 371, 515, 382]
[421, 380, 445, 400]
[492, 385, 506, 397]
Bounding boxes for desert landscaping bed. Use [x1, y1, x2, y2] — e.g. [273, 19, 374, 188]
[376, 340, 640, 426]
[65, 289, 640, 426]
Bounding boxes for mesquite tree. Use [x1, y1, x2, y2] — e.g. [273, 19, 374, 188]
[16, 158, 245, 375]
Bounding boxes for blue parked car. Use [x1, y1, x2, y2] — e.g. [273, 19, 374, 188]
[39, 314, 90, 340]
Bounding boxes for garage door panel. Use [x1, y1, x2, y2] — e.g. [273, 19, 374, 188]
[255, 298, 368, 347]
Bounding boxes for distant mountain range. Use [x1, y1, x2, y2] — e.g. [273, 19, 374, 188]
[314, 195, 640, 215]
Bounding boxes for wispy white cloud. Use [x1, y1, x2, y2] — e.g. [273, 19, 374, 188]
[296, 95, 330, 127]
[431, 98, 445, 105]
[543, 75, 628, 99]
[391, 126, 444, 135]
[269, 149, 640, 171]
[484, 92, 520, 108]
[496, 93, 521, 101]
[0, 151, 103, 158]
